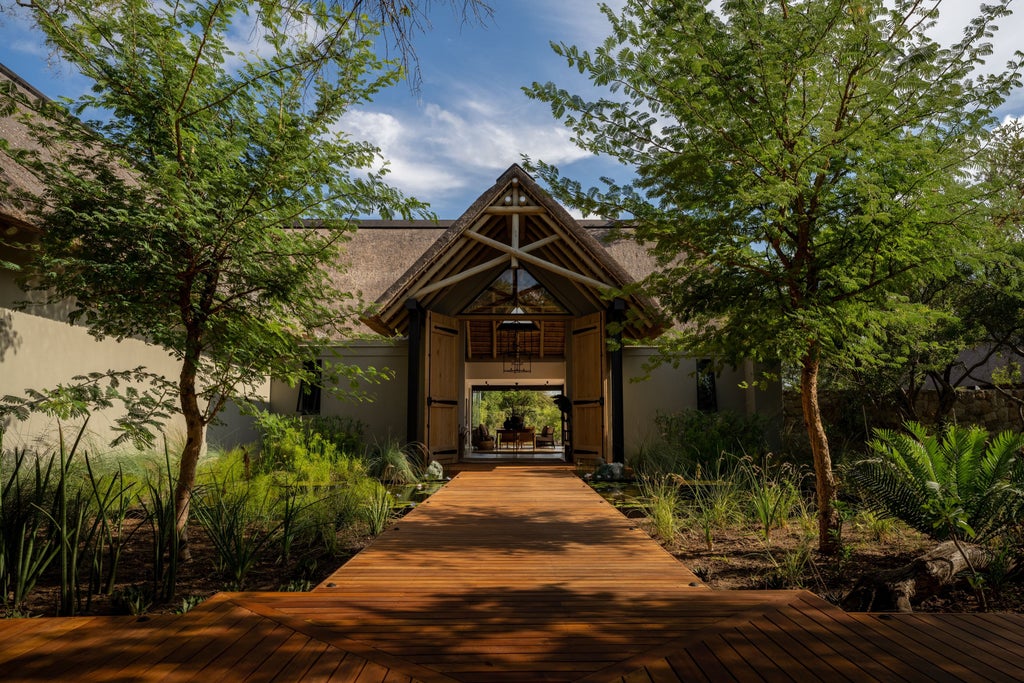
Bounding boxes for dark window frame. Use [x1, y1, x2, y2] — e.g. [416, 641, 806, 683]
[696, 358, 718, 412]
[296, 359, 323, 415]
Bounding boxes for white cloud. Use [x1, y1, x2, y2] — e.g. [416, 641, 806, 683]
[526, 0, 624, 48]
[339, 90, 591, 212]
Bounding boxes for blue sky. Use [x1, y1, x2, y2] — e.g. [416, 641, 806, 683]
[1, 1, 1022, 219]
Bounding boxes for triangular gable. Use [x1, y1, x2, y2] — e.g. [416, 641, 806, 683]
[462, 265, 569, 315]
[363, 164, 663, 339]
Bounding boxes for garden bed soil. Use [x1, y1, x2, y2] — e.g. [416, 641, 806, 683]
[9, 510, 1022, 619]
[660, 520, 1024, 614]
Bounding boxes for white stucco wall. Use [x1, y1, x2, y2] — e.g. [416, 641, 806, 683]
[269, 341, 409, 447]
[2, 248, 262, 453]
[621, 348, 783, 459]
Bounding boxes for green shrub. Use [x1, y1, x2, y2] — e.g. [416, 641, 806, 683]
[628, 439, 683, 479]
[652, 409, 771, 474]
[251, 412, 364, 477]
[850, 422, 1024, 542]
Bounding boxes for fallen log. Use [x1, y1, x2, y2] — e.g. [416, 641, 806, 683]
[842, 540, 997, 612]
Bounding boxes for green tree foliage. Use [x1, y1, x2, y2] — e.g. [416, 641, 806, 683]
[2, 0, 486, 545]
[473, 389, 561, 433]
[828, 120, 1024, 425]
[527, 0, 1022, 551]
[851, 422, 1024, 542]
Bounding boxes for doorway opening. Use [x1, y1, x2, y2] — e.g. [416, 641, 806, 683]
[467, 385, 567, 460]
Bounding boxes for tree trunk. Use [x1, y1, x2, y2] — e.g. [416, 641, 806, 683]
[842, 541, 999, 612]
[173, 356, 205, 559]
[800, 350, 840, 554]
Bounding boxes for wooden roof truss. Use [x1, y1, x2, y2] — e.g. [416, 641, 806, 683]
[363, 165, 662, 340]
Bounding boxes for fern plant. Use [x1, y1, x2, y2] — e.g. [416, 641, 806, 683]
[850, 422, 1024, 542]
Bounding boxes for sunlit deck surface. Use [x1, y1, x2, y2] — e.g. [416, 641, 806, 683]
[2, 465, 1023, 681]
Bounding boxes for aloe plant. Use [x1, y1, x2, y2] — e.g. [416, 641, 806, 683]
[850, 422, 1024, 542]
[0, 448, 61, 611]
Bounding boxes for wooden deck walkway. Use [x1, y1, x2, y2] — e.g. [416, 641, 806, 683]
[2, 465, 1023, 681]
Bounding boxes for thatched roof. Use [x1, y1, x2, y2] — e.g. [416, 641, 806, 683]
[360, 164, 664, 340]
[330, 221, 450, 306]
[334, 221, 657, 308]
[0, 63, 52, 232]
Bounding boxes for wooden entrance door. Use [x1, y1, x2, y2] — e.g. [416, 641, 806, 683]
[425, 311, 460, 465]
[570, 312, 606, 463]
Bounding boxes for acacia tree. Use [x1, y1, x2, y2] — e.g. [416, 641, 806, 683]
[827, 119, 1024, 426]
[6, 0, 487, 547]
[527, 0, 1022, 552]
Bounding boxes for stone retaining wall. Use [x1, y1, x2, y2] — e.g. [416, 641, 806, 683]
[783, 388, 1024, 436]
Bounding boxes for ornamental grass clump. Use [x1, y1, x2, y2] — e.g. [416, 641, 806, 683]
[638, 476, 682, 543]
[191, 475, 283, 590]
[741, 458, 804, 543]
[360, 481, 394, 536]
[684, 464, 744, 551]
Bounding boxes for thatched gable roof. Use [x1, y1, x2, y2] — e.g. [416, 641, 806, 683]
[361, 164, 664, 340]
[0, 63, 52, 232]
[328, 221, 449, 305]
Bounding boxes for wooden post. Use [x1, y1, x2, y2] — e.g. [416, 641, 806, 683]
[406, 299, 423, 445]
[610, 298, 626, 464]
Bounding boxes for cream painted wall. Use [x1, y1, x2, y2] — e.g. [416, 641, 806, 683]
[0, 307, 189, 451]
[2, 249, 262, 452]
[270, 341, 409, 446]
[621, 348, 783, 459]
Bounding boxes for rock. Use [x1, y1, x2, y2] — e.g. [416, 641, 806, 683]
[425, 460, 444, 481]
[594, 462, 626, 481]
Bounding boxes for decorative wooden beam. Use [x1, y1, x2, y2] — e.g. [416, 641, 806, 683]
[411, 234, 561, 299]
[464, 231, 614, 291]
[413, 253, 510, 299]
[483, 206, 547, 215]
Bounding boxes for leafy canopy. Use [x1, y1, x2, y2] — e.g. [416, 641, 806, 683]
[526, 0, 1022, 371]
[9, 0, 428, 428]
[526, 0, 1022, 552]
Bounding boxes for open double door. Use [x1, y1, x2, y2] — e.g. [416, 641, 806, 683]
[422, 310, 607, 464]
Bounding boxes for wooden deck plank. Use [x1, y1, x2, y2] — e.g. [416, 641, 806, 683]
[4, 465, 1024, 682]
[867, 614, 1024, 680]
[845, 614, 1023, 683]
[0, 616, 102, 667]
[852, 617, 994, 683]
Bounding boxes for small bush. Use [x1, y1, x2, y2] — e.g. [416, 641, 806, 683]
[849, 422, 1024, 542]
[655, 409, 771, 473]
[631, 410, 772, 478]
[252, 412, 364, 476]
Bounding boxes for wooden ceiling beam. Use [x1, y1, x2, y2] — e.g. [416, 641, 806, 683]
[411, 234, 560, 299]
[483, 206, 547, 215]
[464, 231, 614, 291]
